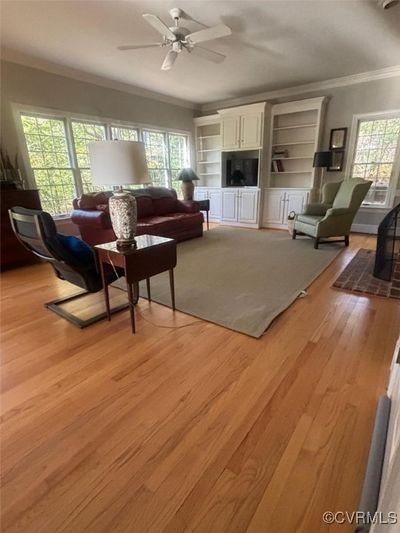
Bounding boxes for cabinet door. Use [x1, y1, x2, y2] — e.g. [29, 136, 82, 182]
[221, 116, 240, 150]
[208, 190, 222, 219]
[194, 189, 208, 201]
[262, 190, 285, 225]
[238, 190, 259, 224]
[221, 190, 238, 222]
[285, 191, 309, 220]
[240, 113, 262, 149]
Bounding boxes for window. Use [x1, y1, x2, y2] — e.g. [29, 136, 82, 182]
[71, 121, 106, 193]
[349, 114, 400, 207]
[169, 133, 190, 191]
[21, 115, 76, 216]
[111, 125, 139, 141]
[19, 109, 191, 215]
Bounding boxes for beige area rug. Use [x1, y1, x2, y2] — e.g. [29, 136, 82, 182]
[115, 227, 342, 338]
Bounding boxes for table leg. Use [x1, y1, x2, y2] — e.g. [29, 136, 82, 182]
[146, 278, 151, 302]
[127, 283, 136, 334]
[206, 210, 209, 231]
[99, 259, 111, 321]
[169, 269, 175, 311]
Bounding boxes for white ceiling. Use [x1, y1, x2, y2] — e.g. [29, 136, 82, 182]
[1, 0, 400, 106]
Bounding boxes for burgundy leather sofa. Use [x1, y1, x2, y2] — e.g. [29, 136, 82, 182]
[71, 187, 203, 246]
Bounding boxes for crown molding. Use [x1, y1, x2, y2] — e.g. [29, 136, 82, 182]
[1, 49, 200, 111]
[201, 65, 400, 113]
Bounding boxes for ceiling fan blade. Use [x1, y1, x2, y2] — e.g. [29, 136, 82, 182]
[117, 44, 161, 50]
[161, 50, 178, 71]
[189, 45, 226, 64]
[186, 24, 231, 44]
[142, 13, 176, 40]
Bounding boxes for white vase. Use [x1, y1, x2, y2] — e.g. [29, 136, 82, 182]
[109, 191, 137, 247]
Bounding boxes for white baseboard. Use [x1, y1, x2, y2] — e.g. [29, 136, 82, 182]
[351, 223, 378, 234]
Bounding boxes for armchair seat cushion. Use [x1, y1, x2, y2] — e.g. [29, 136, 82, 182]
[296, 214, 324, 226]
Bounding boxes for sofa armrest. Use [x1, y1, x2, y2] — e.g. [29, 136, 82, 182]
[71, 209, 112, 229]
[302, 203, 330, 216]
[176, 200, 200, 214]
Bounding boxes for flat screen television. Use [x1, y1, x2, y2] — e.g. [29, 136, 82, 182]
[225, 157, 259, 187]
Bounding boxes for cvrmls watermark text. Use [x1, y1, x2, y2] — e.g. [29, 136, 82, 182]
[322, 511, 398, 525]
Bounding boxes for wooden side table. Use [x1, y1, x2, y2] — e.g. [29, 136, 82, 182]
[95, 235, 177, 333]
[196, 199, 210, 230]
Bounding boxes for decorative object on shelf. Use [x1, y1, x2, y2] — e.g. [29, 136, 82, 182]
[329, 128, 347, 150]
[327, 150, 345, 172]
[177, 167, 200, 200]
[0, 147, 24, 189]
[313, 150, 333, 183]
[89, 140, 150, 249]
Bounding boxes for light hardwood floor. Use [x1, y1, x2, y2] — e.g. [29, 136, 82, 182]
[1, 232, 399, 533]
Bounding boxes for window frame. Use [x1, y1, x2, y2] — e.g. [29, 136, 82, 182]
[13, 103, 192, 217]
[345, 109, 400, 210]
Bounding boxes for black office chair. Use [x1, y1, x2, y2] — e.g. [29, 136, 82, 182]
[9, 206, 127, 328]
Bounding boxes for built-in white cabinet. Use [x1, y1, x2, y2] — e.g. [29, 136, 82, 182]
[194, 187, 222, 220]
[194, 115, 221, 189]
[221, 188, 260, 226]
[219, 103, 266, 151]
[262, 188, 310, 228]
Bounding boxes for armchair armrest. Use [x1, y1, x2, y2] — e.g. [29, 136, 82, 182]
[325, 207, 352, 217]
[176, 200, 200, 214]
[302, 203, 330, 216]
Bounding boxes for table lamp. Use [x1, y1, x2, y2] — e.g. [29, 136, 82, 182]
[177, 168, 199, 201]
[89, 140, 150, 248]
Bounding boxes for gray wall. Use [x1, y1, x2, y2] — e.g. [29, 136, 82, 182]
[1, 60, 195, 184]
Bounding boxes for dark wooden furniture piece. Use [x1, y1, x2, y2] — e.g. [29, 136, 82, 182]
[9, 207, 127, 328]
[1, 189, 42, 269]
[196, 199, 210, 230]
[95, 235, 177, 334]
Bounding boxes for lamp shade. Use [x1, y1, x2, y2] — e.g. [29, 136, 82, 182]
[176, 168, 199, 182]
[89, 140, 150, 186]
[313, 151, 333, 168]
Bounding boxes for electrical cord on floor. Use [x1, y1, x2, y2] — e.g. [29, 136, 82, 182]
[106, 250, 203, 330]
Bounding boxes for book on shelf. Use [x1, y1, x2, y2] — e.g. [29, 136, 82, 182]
[272, 148, 289, 159]
[271, 160, 285, 172]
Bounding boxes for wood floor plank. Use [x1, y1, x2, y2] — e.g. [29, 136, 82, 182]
[1, 233, 398, 533]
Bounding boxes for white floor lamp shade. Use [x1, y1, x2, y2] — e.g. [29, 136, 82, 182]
[89, 141, 150, 248]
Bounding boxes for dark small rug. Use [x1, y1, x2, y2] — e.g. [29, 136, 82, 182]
[333, 248, 400, 299]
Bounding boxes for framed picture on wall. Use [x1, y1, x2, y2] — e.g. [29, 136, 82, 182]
[329, 128, 347, 150]
[327, 150, 345, 172]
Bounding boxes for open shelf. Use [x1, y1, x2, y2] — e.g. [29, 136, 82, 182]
[198, 172, 220, 176]
[197, 160, 220, 164]
[273, 123, 317, 131]
[271, 156, 313, 160]
[271, 171, 312, 175]
[272, 141, 315, 147]
[198, 148, 220, 153]
[197, 135, 221, 140]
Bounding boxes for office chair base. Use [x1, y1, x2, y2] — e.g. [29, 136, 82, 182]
[45, 290, 129, 328]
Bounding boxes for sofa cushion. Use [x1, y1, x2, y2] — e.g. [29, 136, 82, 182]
[136, 196, 154, 219]
[296, 214, 324, 226]
[78, 192, 108, 210]
[153, 197, 178, 216]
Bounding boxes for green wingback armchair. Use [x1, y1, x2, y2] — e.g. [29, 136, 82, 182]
[293, 179, 372, 249]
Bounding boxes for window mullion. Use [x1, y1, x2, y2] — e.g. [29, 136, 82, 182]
[65, 117, 83, 197]
[165, 132, 172, 188]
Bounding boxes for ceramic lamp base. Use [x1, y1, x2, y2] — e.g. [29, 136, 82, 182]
[109, 190, 137, 248]
[181, 180, 195, 201]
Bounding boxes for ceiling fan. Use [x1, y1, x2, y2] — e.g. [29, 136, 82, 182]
[118, 8, 232, 71]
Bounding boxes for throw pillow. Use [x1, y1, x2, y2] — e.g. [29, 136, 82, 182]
[56, 233, 95, 268]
